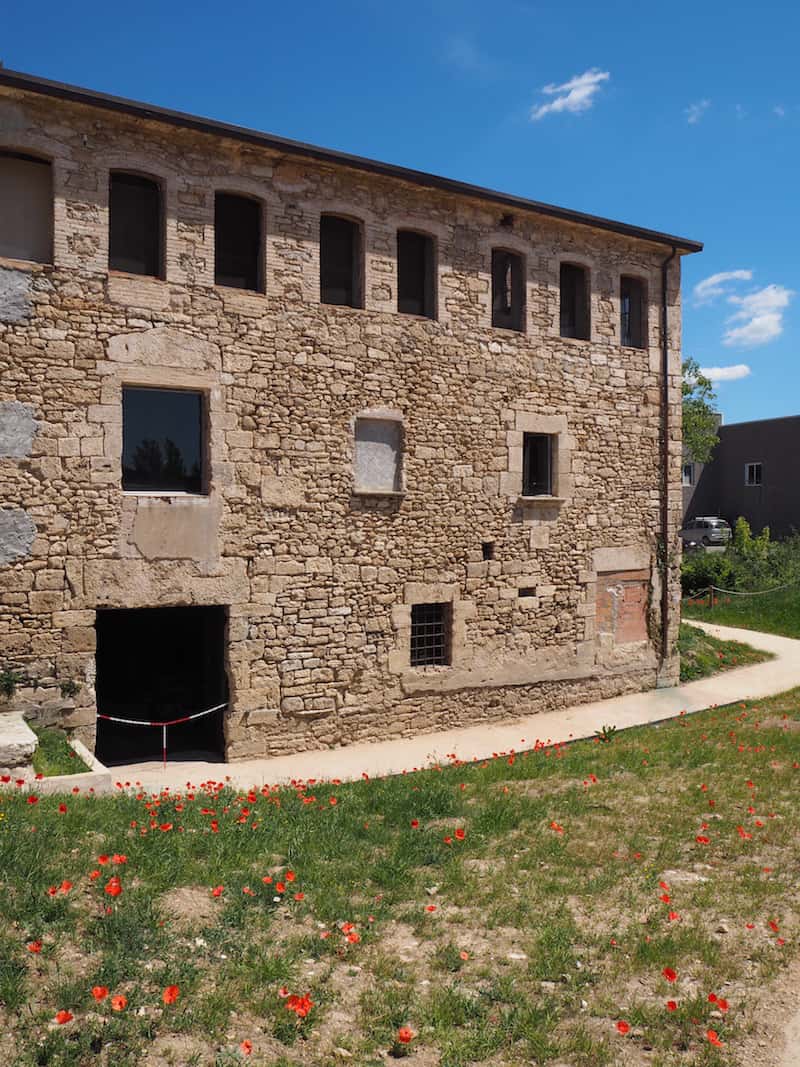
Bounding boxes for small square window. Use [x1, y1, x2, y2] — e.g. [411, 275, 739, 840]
[522, 433, 553, 497]
[682, 462, 695, 487]
[122, 387, 206, 494]
[410, 603, 451, 667]
[745, 462, 762, 486]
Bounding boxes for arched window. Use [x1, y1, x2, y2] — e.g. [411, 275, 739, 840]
[215, 193, 263, 292]
[492, 249, 524, 331]
[320, 215, 362, 307]
[397, 230, 435, 319]
[559, 262, 590, 340]
[0, 151, 52, 264]
[109, 172, 163, 277]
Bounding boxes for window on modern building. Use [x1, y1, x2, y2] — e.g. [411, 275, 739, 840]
[522, 433, 553, 497]
[319, 214, 362, 307]
[0, 151, 52, 264]
[109, 172, 162, 277]
[620, 275, 647, 348]
[559, 262, 589, 340]
[682, 462, 695, 487]
[745, 462, 762, 487]
[214, 193, 262, 291]
[122, 387, 205, 494]
[353, 417, 402, 493]
[492, 249, 524, 331]
[410, 603, 451, 667]
[397, 230, 435, 318]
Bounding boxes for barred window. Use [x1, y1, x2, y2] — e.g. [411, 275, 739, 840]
[410, 603, 451, 667]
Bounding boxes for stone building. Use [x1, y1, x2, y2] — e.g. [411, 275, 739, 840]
[0, 69, 702, 767]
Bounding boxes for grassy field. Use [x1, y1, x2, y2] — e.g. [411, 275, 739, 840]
[2, 689, 799, 1067]
[31, 728, 91, 777]
[677, 623, 771, 683]
[683, 588, 800, 640]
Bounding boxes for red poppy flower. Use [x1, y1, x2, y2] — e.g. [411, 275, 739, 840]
[55, 1010, 73, 1024]
[58, 803, 67, 814]
[443, 836, 453, 845]
[425, 904, 437, 913]
[397, 1026, 415, 1044]
[240, 1040, 252, 1056]
[659, 893, 671, 904]
[410, 819, 419, 829]
[616, 1020, 630, 1034]
[27, 795, 38, 805]
[162, 985, 180, 1005]
[60, 881, 73, 895]
[285, 871, 296, 882]
[707, 1030, 723, 1047]
[718, 998, 729, 1012]
[104, 877, 122, 898]
[708, 993, 717, 1004]
[455, 828, 466, 841]
[668, 911, 681, 921]
[111, 995, 127, 1011]
[329, 796, 338, 805]
[211, 886, 224, 897]
[91, 986, 109, 1001]
[346, 931, 360, 943]
[47, 886, 58, 897]
[286, 993, 313, 1018]
[768, 919, 779, 933]
[666, 1000, 677, 1012]
[695, 835, 710, 844]
[294, 892, 304, 901]
[275, 882, 286, 894]
[112, 854, 127, 864]
[659, 880, 669, 890]
[98, 855, 109, 865]
[662, 967, 677, 983]
[89, 870, 101, 881]
[459, 950, 469, 960]
[27, 940, 42, 953]
[159, 823, 173, 832]
[278, 986, 290, 998]
[550, 821, 564, 834]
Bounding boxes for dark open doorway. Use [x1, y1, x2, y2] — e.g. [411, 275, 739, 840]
[95, 605, 228, 766]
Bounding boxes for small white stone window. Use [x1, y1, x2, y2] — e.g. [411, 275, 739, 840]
[353, 416, 403, 494]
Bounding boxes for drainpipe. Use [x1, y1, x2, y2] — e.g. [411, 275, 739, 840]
[659, 245, 678, 672]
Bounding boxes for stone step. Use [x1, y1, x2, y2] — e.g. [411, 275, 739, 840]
[0, 712, 37, 774]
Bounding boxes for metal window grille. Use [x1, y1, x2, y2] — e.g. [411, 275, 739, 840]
[410, 602, 451, 667]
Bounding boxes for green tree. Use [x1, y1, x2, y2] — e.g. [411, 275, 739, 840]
[682, 357, 719, 464]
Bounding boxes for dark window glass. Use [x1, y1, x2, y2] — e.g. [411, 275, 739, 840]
[492, 250, 524, 331]
[620, 275, 646, 348]
[559, 263, 589, 340]
[109, 173, 162, 277]
[522, 433, 552, 496]
[0, 151, 52, 264]
[320, 215, 361, 307]
[410, 603, 451, 667]
[745, 462, 762, 486]
[122, 387, 205, 494]
[397, 230, 435, 318]
[215, 193, 262, 291]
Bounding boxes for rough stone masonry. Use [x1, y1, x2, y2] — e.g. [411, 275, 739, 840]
[0, 70, 700, 762]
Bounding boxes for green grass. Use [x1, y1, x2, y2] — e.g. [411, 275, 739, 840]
[678, 622, 771, 682]
[2, 692, 799, 1065]
[683, 587, 800, 639]
[31, 728, 91, 777]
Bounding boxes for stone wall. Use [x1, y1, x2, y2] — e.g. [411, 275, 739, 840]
[0, 85, 686, 760]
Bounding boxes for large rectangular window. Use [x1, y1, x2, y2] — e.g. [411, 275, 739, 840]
[410, 603, 451, 667]
[354, 417, 402, 492]
[397, 230, 435, 318]
[522, 433, 553, 497]
[320, 215, 362, 307]
[109, 172, 162, 277]
[492, 250, 524, 331]
[0, 151, 52, 264]
[214, 193, 262, 292]
[122, 387, 205, 494]
[620, 275, 647, 348]
[559, 263, 589, 340]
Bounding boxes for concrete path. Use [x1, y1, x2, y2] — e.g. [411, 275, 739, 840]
[111, 620, 800, 793]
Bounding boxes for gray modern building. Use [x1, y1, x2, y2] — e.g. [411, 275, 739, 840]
[683, 415, 800, 538]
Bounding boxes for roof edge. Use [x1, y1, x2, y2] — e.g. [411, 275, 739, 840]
[0, 68, 704, 254]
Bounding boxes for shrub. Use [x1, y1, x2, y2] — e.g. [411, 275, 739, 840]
[681, 551, 737, 597]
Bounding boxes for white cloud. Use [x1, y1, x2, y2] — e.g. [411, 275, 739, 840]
[699, 364, 752, 382]
[724, 284, 794, 347]
[685, 99, 711, 124]
[530, 68, 610, 121]
[693, 269, 753, 305]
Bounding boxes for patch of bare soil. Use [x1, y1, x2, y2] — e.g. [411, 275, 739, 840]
[158, 885, 219, 929]
[734, 957, 800, 1067]
[141, 1033, 211, 1066]
[759, 717, 800, 732]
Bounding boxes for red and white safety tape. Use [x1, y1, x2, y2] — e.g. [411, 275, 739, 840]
[97, 702, 228, 768]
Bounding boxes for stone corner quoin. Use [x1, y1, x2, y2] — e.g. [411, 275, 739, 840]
[0, 72, 693, 763]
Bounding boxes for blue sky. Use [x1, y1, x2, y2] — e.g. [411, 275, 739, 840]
[5, 0, 798, 424]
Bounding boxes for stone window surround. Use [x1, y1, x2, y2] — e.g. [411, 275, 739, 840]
[108, 168, 167, 281]
[619, 272, 650, 351]
[0, 141, 56, 270]
[584, 545, 654, 651]
[477, 232, 530, 334]
[318, 209, 366, 309]
[555, 255, 593, 344]
[350, 407, 405, 497]
[395, 226, 439, 322]
[213, 187, 268, 295]
[500, 411, 574, 509]
[389, 582, 475, 677]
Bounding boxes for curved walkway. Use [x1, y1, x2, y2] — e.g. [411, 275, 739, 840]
[116, 621, 800, 792]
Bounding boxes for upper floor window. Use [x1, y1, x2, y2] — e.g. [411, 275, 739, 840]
[682, 462, 695, 487]
[492, 250, 524, 332]
[397, 230, 435, 319]
[522, 433, 553, 497]
[214, 193, 263, 292]
[559, 262, 589, 340]
[745, 462, 762, 487]
[0, 151, 52, 264]
[353, 416, 403, 493]
[109, 173, 162, 277]
[320, 215, 362, 307]
[122, 386, 206, 495]
[620, 275, 647, 348]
